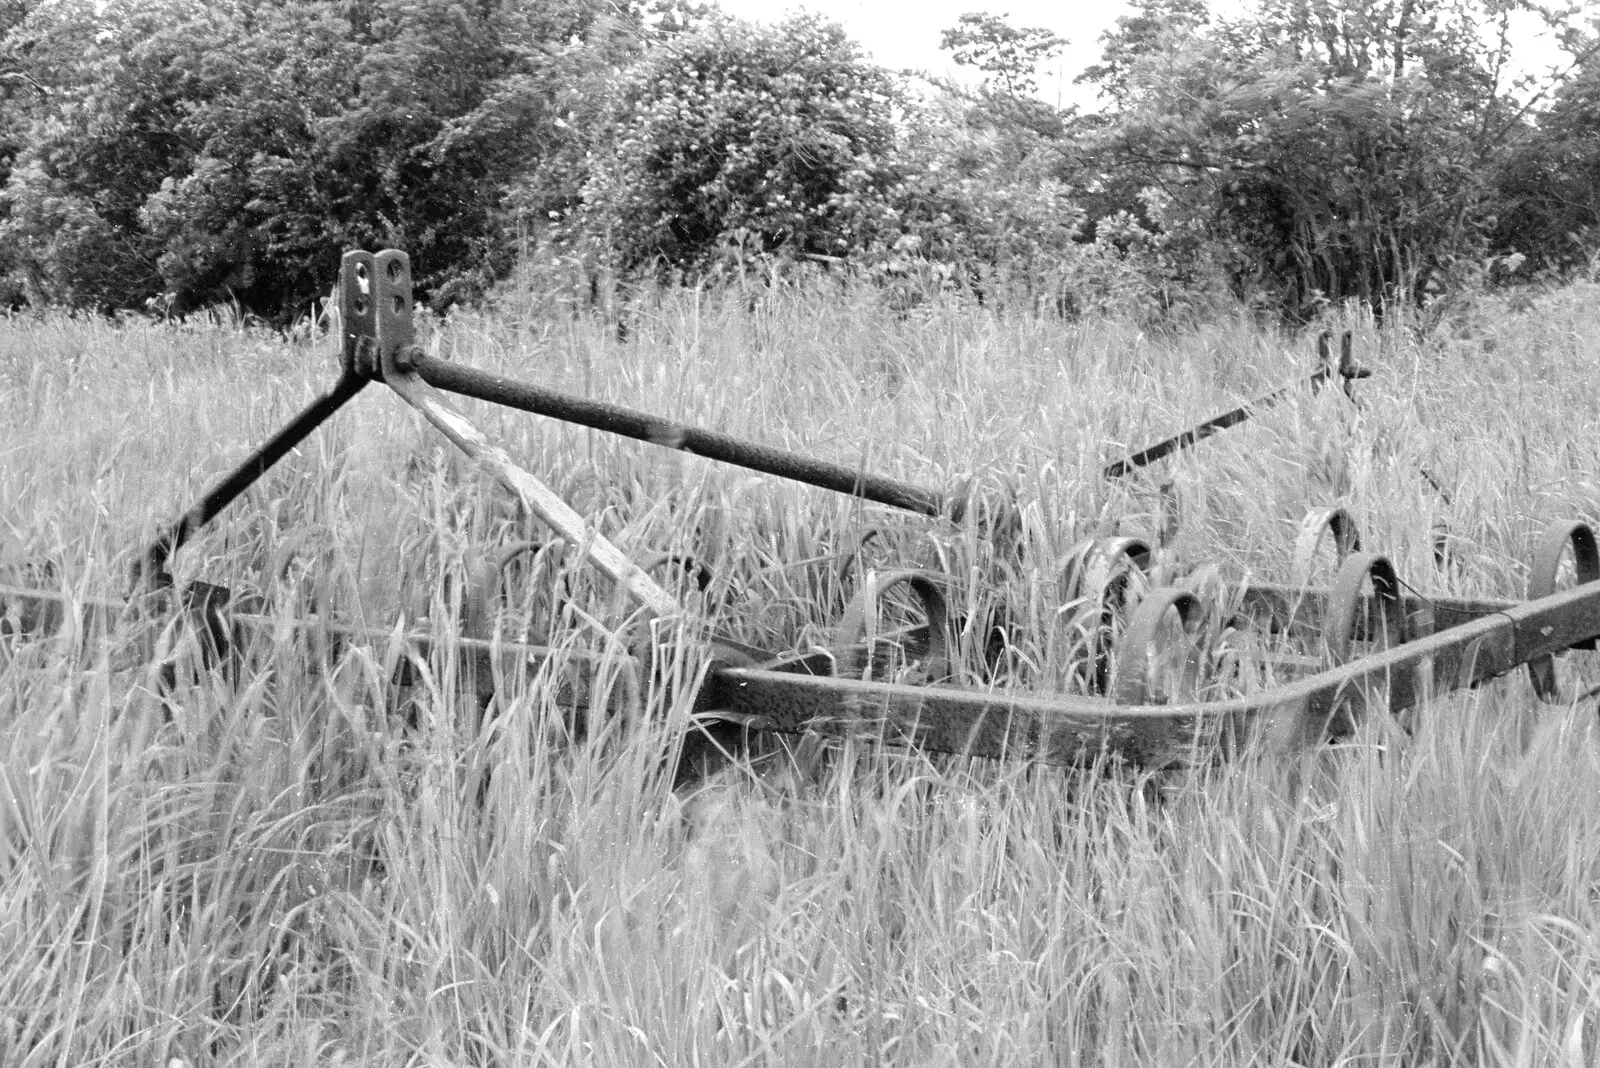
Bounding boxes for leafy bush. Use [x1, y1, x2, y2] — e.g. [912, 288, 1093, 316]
[534, 13, 900, 276]
[0, 0, 207, 311]
[1492, 44, 1600, 277]
[1076, 0, 1589, 319]
[0, 0, 641, 321]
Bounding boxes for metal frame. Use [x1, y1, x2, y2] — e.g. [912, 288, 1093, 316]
[5, 249, 1597, 770]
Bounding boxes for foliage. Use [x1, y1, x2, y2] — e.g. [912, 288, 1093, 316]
[939, 11, 1065, 99]
[0, 0, 208, 311]
[871, 88, 1207, 321]
[1076, 0, 1210, 108]
[0, 0, 44, 307]
[0, 0, 648, 320]
[534, 13, 900, 277]
[519, 9, 1176, 323]
[0, 0, 1594, 323]
[1077, 0, 1591, 319]
[1492, 33, 1600, 276]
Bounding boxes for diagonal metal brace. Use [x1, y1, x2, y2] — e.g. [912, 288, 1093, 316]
[356, 251, 683, 622]
[1103, 330, 1369, 480]
[131, 262, 388, 591]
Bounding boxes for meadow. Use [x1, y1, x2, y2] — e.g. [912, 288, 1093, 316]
[2, 277, 1599, 1066]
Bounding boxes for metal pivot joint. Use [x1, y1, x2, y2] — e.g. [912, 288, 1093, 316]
[341, 249, 418, 378]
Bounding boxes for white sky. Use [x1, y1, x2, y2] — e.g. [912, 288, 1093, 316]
[710, 0, 1578, 111]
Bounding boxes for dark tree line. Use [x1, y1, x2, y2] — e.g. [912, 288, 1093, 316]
[0, 0, 1594, 325]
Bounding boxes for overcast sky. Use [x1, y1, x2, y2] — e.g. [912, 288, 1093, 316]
[710, 0, 1576, 112]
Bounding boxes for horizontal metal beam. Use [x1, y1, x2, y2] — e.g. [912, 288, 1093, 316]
[11, 574, 1598, 766]
[1236, 583, 1521, 637]
[411, 354, 948, 518]
[706, 580, 1600, 766]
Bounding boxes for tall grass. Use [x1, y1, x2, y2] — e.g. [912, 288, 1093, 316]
[1, 280, 1598, 1065]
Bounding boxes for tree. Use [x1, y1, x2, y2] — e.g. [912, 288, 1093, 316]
[1492, 32, 1600, 275]
[1076, 0, 1209, 107]
[0, 0, 212, 311]
[940, 12, 1065, 99]
[0, 0, 46, 306]
[548, 13, 900, 274]
[1078, 0, 1590, 318]
[0, 0, 652, 319]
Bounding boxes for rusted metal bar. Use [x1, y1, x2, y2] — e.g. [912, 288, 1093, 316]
[1103, 331, 1371, 479]
[136, 371, 369, 587]
[12, 557, 1598, 769]
[349, 251, 1365, 524]
[703, 577, 1600, 767]
[409, 353, 948, 518]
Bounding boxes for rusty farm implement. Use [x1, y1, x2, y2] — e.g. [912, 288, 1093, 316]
[3, 249, 1598, 776]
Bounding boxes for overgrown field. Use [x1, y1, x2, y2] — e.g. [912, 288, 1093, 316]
[2, 282, 1599, 1065]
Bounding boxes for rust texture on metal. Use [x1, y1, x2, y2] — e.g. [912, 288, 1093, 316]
[0, 583, 630, 712]
[132, 249, 416, 590]
[702, 572, 1600, 767]
[1061, 537, 1152, 694]
[1292, 506, 1362, 586]
[185, 251, 1360, 552]
[832, 569, 956, 682]
[1109, 587, 1206, 705]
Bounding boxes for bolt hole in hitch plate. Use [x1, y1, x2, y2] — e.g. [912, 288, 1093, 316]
[6, 253, 1599, 778]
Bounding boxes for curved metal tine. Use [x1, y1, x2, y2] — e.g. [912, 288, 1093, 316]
[1109, 587, 1210, 705]
[833, 569, 956, 683]
[1292, 506, 1362, 589]
[835, 526, 886, 590]
[944, 476, 1025, 562]
[641, 552, 716, 594]
[1060, 537, 1152, 694]
[1526, 520, 1600, 703]
[1323, 552, 1413, 738]
[1061, 536, 1152, 602]
[467, 540, 569, 642]
[640, 552, 728, 626]
[1286, 507, 1362, 641]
